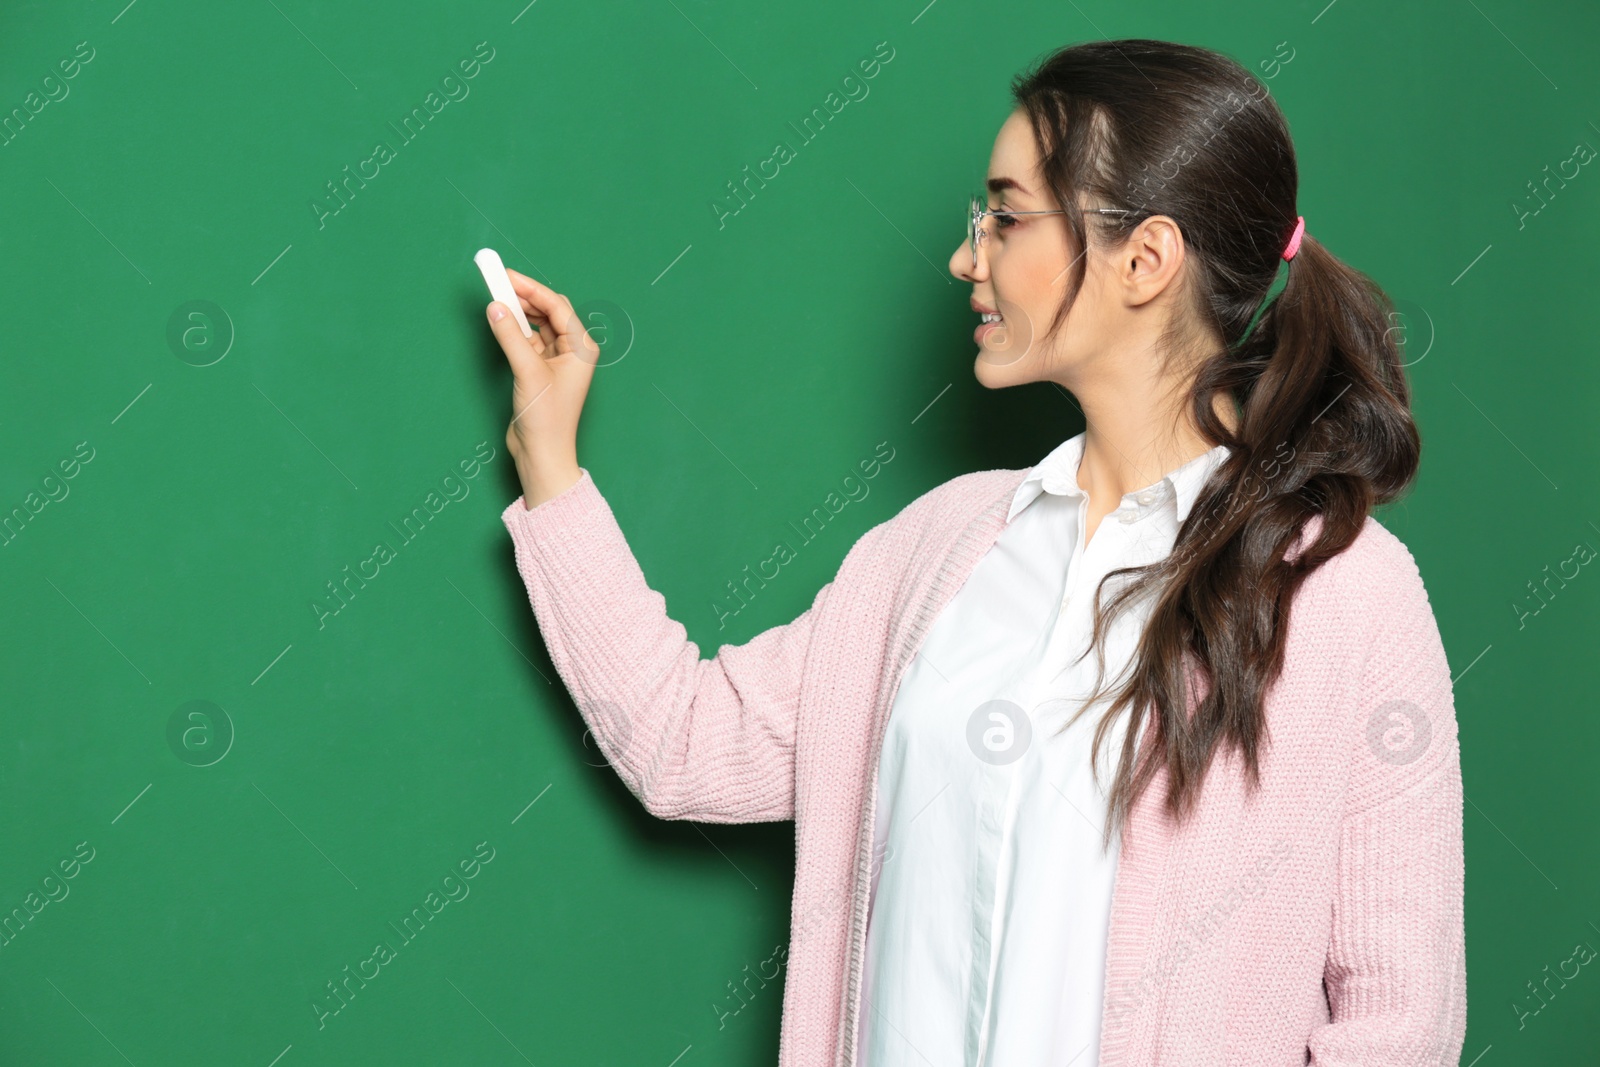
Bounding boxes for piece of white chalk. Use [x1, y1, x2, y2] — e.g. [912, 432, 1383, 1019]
[474, 247, 535, 339]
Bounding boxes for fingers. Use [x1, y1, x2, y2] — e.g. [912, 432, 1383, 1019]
[505, 268, 583, 346]
[504, 268, 601, 366]
[498, 270, 556, 348]
[509, 284, 551, 328]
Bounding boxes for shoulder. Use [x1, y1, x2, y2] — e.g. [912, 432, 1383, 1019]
[905, 467, 1027, 522]
[1321, 515, 1430, 608]
[879, 467, 1024, 543]
[837, 466, 1026, 571]
[1297, 513, 1442, 662]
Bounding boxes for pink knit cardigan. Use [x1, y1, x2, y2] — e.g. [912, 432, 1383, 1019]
[501, 466, 1467, 1067]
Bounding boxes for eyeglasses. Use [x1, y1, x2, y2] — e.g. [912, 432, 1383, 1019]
[967, 192, 1140, 269]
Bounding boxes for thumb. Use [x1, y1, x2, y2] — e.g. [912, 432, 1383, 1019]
[486, 301, 546, 381]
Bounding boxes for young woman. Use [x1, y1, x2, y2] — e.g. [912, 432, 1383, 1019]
[484, 38, 1465, 1067]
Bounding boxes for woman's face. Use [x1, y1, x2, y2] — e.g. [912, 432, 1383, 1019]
[949, 108, 1120, 389]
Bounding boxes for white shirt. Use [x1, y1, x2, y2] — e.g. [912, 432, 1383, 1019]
[856, 432, 1232, 1067]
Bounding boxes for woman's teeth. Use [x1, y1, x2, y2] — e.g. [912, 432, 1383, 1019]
[981, 312, 1002, 323]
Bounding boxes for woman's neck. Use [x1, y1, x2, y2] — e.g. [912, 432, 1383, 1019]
[1072, 390, 1235, 504]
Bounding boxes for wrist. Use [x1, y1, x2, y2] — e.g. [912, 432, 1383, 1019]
[519, 452, 582, 509]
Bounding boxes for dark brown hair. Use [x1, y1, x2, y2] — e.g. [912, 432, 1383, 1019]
[1009, 39, 1420, 846]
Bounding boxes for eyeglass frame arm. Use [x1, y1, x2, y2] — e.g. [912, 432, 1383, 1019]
[967, 197, 1140, 267]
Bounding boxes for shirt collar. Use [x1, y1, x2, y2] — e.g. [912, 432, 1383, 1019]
[1006, 431, 1232, 524]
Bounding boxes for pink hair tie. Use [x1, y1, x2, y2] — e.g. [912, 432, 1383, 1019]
[1282, 215, 1305, 261]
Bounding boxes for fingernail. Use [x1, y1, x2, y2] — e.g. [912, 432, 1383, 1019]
[489, 303, 507, 322]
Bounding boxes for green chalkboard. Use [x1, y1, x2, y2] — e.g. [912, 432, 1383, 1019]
[2, 0, 1597, 1063]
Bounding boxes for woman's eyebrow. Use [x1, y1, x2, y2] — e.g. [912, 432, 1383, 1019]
[985, 176, 1030, 197]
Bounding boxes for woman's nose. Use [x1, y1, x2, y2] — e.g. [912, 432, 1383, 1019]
[950, 239, 984, 282]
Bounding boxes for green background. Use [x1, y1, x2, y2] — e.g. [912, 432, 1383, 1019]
[2, 0, 1596, 1062]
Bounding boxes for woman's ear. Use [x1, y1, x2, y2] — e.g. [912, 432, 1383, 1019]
[1122, 214, 1186, 306]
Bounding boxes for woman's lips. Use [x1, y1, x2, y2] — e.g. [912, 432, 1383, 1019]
[974, 311, 1003, 345]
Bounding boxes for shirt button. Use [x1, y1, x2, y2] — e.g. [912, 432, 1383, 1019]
[1118, 511, 1137, 524]
[1137, 491, 1155, 506]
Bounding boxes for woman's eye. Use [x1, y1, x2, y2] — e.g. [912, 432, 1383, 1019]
[993, 211, 1018, 230]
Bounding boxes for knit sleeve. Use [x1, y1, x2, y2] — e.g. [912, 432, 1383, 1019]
[1306, 534, 1467, 1065]
[500, 468, 857, 824]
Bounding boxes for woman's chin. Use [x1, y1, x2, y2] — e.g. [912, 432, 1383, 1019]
[973, 345, 1034, 388]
